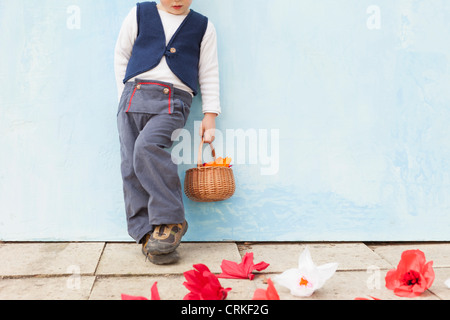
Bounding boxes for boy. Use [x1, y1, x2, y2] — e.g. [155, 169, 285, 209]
[114, 0, 220, 264]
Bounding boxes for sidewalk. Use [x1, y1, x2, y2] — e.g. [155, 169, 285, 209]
[0, 242, 449, 300]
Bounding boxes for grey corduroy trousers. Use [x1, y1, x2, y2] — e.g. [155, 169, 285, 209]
[117, 79, 192, 243]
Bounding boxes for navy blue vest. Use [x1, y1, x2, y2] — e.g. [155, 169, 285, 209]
[123, 1, 208, 96]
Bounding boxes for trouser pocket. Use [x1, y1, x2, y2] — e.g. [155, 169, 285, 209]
[125, 80, 174, 115]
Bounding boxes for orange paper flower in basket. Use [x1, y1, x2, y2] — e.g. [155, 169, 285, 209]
[204, 157, 232, 168]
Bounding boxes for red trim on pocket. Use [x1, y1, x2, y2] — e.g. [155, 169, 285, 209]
[125, 82, 172, 114]
[126, 87, 138, 113]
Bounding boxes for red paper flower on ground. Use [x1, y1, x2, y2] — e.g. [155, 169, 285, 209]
[218, 252, 270, 280]
[183, 264, 231, 300]
[385, 249, 435, 298]
[354, 296, 381, 300]
[252, 278, 280, 300]
[121, 282, 161, 300]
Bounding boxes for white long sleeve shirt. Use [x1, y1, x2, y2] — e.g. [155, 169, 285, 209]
[114, 7, 221, 115]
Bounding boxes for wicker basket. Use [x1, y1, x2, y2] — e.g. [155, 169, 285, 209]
[184, 140, 236, 202]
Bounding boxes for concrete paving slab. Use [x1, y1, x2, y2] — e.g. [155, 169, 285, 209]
[0, 243, 105, 276]
[90, 275, 187, 300]
[0, 276, 96, 300]
[428, 268, 450, 300]
[369, 243, 450, 268]
[238, 243, 392, 273]
[96, 242, 241, 275]
[89, 275, 257, 300]
[219, 278, 258, 300]
[254, 271, 439, 300]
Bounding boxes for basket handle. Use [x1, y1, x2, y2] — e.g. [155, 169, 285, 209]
[197, 139, 216, 168]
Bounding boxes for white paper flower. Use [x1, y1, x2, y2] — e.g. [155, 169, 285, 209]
[445, 278, 450, 289]
[273, 247, 338, 297]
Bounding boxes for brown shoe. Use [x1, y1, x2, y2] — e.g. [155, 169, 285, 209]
[141, 234, 180, 265]
[146, 221, 188, 255]
[144, 250, 180, 265]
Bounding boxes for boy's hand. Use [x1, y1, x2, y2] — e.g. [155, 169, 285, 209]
[199, 113, 217, 143]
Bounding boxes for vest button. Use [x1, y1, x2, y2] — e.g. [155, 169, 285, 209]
[170, 47, 177, 53]
[163, 88, 170, 95]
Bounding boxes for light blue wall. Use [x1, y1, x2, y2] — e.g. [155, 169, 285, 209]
[1, 0, 450, 241]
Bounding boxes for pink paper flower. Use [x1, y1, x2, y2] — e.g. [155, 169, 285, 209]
[183, 264, 231, 300]
[385, 249, 435, 298]
[252, 278, 280, 300]
[218, 252, 270, 280]
[121, 282, 160, 300]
